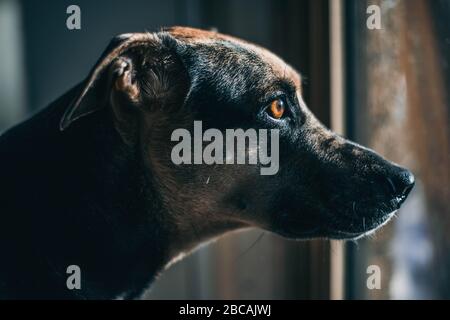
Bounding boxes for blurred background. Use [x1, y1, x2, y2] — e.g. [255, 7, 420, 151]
[0, 0, 448, 299]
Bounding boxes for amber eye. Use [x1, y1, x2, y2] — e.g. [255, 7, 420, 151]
[267, 98, 286, 119]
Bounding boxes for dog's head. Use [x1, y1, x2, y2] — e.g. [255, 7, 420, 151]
[61, 27, 414, 249]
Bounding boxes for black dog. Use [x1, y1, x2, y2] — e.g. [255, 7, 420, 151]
[0, 27, 414, 299]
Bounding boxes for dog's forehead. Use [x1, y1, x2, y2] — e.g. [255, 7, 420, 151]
[168, 27, 301, 89]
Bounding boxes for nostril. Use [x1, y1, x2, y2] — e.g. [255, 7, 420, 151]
[399, 170, 415, 197]
[385, 169, 415, 198]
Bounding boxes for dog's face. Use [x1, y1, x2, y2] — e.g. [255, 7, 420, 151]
[61, 27, 414, 247]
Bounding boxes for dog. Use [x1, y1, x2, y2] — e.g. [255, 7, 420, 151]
[0, 27, 414, 299]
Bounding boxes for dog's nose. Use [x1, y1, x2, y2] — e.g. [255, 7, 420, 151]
[386, 168, 415, 199]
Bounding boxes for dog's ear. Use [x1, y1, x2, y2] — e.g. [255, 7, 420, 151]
[59, 32, 188, 135]
[59, 33, 145, 131]
[60, 33, 155, 131]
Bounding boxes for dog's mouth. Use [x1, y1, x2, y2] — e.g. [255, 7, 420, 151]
[322, 195, 403, 240]
[272, 197, 402, 241]
[324, 209, 398, 240]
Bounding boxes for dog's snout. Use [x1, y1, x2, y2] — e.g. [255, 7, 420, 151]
[386, 168, 415, 199]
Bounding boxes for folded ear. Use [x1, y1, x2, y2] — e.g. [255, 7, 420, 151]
[59, 33, 160, 131]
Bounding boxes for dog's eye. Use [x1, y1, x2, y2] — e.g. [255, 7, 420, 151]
[266, 98, 286, 120]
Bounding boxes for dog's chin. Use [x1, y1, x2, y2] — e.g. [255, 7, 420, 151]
[324, 210, 398, 240]
[273, 209, 398, 241]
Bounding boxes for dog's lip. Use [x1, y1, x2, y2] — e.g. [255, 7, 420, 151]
[328, 229, 367, 239]
[325, 210, 398, 240]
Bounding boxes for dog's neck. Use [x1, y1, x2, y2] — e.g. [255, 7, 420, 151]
[77, 110, 247, 298]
